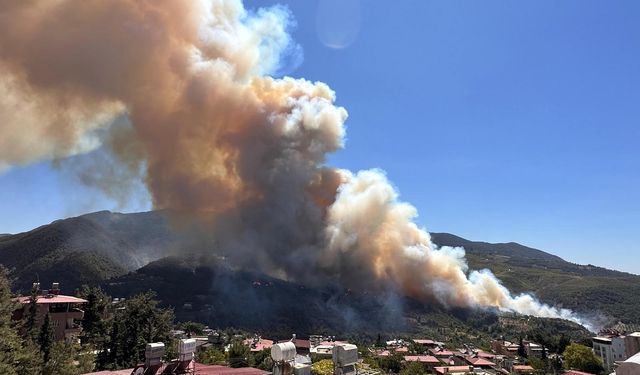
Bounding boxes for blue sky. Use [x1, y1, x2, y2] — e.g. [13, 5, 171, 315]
[1, 0, 639, 274]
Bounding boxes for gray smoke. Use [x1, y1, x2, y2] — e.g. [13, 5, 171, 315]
[0, 0, 590, 328]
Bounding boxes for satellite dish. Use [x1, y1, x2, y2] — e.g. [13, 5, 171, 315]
[133, 367, 145, 375]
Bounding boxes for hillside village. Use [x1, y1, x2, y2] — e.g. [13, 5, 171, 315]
[7, 279, 639, 375]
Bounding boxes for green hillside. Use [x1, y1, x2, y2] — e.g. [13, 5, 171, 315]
[431, 233, 640, 325]
[0, 210, 178, 292]
[103, 254, 593, 345]
[1, 211, 637, 330]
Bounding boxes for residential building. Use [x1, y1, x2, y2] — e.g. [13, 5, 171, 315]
[404, 355, 441, 371]
[434, 365, 473, 375]
[13, 283, 87, 342]
[244, 336, 274, 352]
[592, 333, 640, 370]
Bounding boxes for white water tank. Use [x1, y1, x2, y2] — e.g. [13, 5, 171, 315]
[179, 339, 197, 355]
[179, 338, 197, 361]
[332, 344, 358, 367]
[272, 342, 297, 362]
[145, 342, 165, 366]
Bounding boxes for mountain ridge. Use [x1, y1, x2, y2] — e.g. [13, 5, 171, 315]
[1, 210, 638, 327]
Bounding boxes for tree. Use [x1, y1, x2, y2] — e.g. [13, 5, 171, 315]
[177, 321, 205, 337]
[557, 334, 570, 354]
[311, 359, 334, 375]
[228, 339, 250, 368]
[43, 342, 76, 375]
[528, 357, 546, 372]
[408, 341, 426, 355]
[0, 268, 43, 375]
[563, 343, 604, 374]
[251, 347, 273, 370]
[197, 347, 226, 365]
[24, 285, 40, 340]
[104, 292, 174, 369]
[378, 352, 403, 374]
[550, 355, 563, 375]
[0, 266, 24, 375]
[38, 313, 54, 364]
[76, 347, 96, 374]
[78, 286, 111, 346]
[375, 334, 385, 348]
[518, 337, 527, 358]
[400, 361, 426, 375]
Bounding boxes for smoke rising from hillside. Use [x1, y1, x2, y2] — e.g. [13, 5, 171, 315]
[0, 0, 588, 327]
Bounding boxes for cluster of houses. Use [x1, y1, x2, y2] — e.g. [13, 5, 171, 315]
[12, 282, 640, 375]
[178, 333, 556, 375]
[367, 337, 536, 375]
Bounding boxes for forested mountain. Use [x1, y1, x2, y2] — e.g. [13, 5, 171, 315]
[1, 211, 638, 329]
[430, 233, 640, 324]
[0, 210, 179, 292]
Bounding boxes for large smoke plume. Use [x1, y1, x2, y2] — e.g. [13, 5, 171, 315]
[0, 0, 588, 327]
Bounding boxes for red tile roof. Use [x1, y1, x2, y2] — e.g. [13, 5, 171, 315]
[16, 295, 88, 304]
[430, 349, 454, 357]
[476, 351, 496, 359]
[81, 363, 269, 375]
[243, 339, 274, 352]
[294, 339, 310, 349]
[434, 365, 473, 374]
[195, 364, 270, 375]
[277, 339, 310, 349]
[563, 371, 596, 375]
[404, 355, 441, 364]
[465, 356, 496, 367]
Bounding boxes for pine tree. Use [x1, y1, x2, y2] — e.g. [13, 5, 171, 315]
[43, 342, 76, 375]
[557, 334, 570, 354]
[104, 292, 174, 370]
[24, 284, 40, 340]
[0, 267, 42, 375]
[78, 286, 110, 345]
[517, 337, 527, 358]
[228, 339, 249, 368]
[0, 266, 22, 375]
[38, 313, 54, 363]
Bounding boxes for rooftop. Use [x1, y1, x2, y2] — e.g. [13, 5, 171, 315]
[430, 349, 454, 357]
[81, 363, 269, 375]
[404, 355, 441, 364]
[563, 370, 597, 375]
[476, 351, 496, 359]
[624, 351, 640, 364]
[465, 357, 496, 367]
[243, 338, 273, 352]
[413, 339, 435, 345]
[434, 365, 473, 375]
[15, 295, 88, 304]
